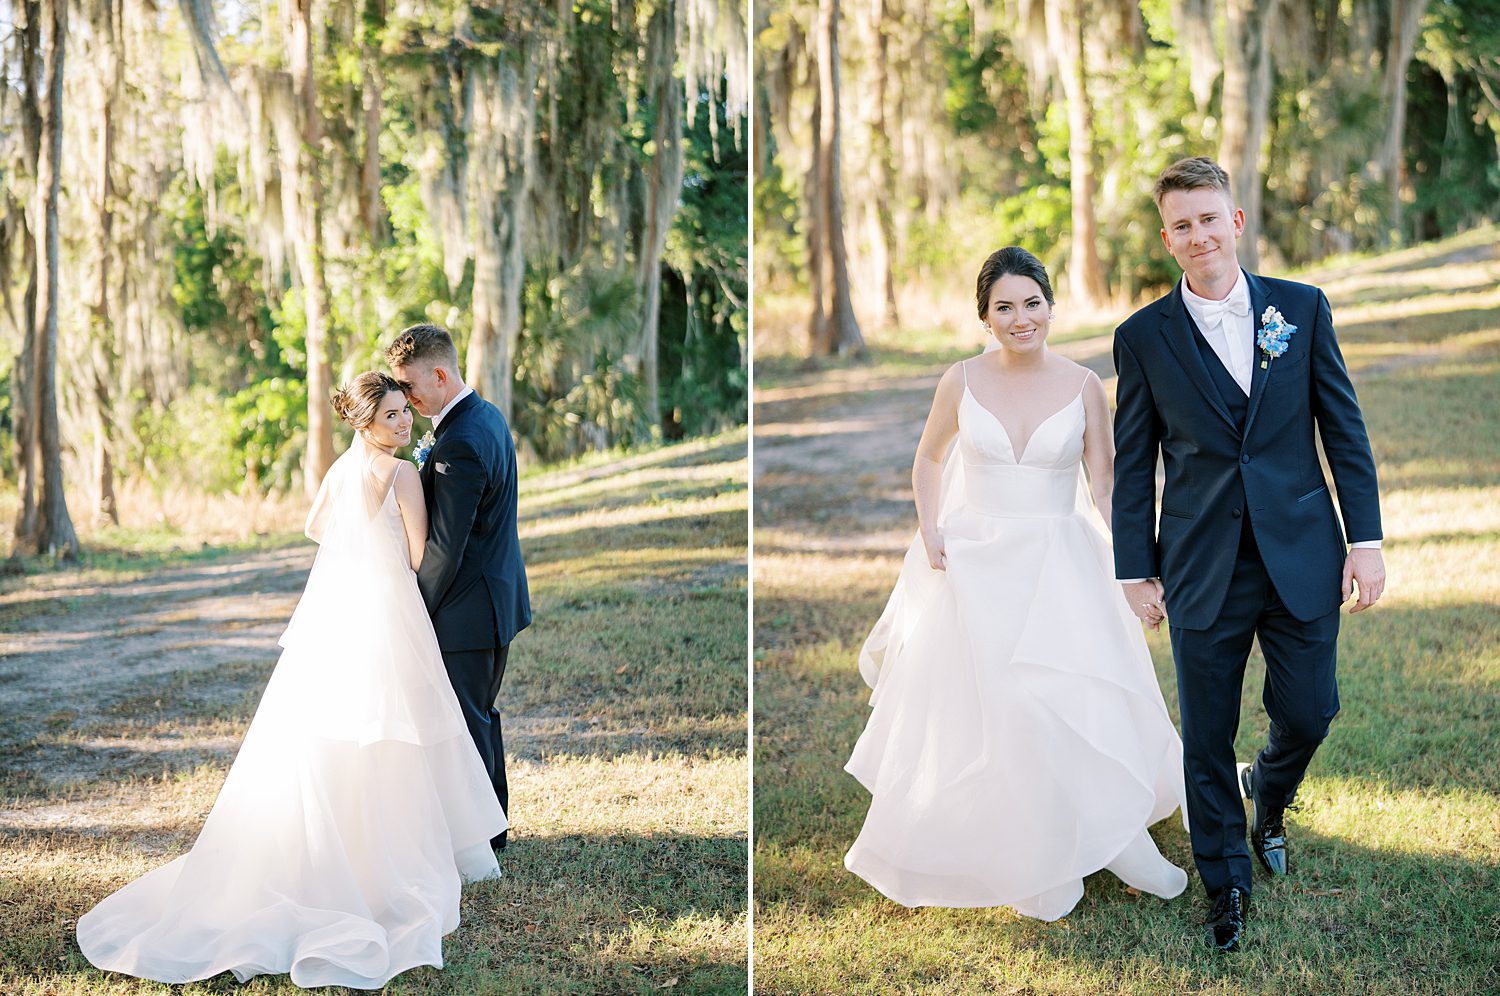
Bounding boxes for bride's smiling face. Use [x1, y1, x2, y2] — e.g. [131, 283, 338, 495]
[985, 274, 1053, 352]
[363, 390, 414, 451]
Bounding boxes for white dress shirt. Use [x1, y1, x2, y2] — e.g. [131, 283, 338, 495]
[431, 386, 474, 431]
[1182, 270, 1254, 396]
[1118, 271, 1377, 584]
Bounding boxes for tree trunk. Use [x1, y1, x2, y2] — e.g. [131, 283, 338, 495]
[360, 0, 387, 244]
[1047, 0, 1109, 309]
[805, 67, 828, 354]
[815, 0, 865, 357]
[871, 0, 899, 328]
[10, 3, 44, 553]
[91, 0, 122, 527]
[1375, 0, 1430, 241]
[291, 0, 335, 498]
[20, 0, 79, 558]
[466, 53, 538, 420]
[1219, 0, 1274, 271]
[1176, 0, 1221, 112]
[636, 4, 685, 426]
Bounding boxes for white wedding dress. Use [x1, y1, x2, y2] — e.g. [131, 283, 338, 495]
[77, 436, 506, 989]
[844, 361, 1188, 920]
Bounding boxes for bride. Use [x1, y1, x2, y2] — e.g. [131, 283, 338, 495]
[77, 372, 506, 989]
[844, 247, 1188, 920]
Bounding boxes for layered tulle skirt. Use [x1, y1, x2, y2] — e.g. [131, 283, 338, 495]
[845, 503, 1188, 919]
[77, 511, 506, 989]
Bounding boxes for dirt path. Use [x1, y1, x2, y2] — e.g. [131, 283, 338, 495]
[0, 540, 645, 830]
[0, 548, 313, 812]
[752, 334, 1119, 555]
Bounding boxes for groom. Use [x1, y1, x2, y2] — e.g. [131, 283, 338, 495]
[386, 324, 531, 853]
[1112, 157, 1385, 951]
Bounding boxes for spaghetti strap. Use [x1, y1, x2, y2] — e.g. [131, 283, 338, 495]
[961, 359, 970, 387]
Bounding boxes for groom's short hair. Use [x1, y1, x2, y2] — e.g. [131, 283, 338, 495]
[1153, 157, 1233, 210]
[385, 324, 461, 375]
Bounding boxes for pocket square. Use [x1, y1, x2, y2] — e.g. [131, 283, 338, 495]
[435, 461, 449, 475]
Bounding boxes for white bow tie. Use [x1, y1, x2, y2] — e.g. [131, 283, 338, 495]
[1196, 293, 1250, 330]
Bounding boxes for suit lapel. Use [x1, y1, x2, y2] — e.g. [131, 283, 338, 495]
[1243, 272, 1274, 437]
[420, 438, 436, 501]
[1159, 281, 1238, 433]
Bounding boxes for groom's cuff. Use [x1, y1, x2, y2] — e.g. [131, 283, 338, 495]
[1350, 540, 1381, 549]
[1118, 577, 1155, 584]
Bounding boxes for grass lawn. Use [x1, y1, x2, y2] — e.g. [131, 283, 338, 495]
[0, 428, 748, 995]
[751, 229, 1500, 995]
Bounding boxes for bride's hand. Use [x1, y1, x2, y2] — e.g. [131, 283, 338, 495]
[921, 528, 947, 572]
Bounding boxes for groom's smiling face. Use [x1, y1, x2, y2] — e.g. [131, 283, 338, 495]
[1159, 187, 1245, 294]
[392, 362, 450, 420]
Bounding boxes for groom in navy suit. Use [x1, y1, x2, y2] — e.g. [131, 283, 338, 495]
[387, 324, 531, 854]
[1112, 158, 1385, 951]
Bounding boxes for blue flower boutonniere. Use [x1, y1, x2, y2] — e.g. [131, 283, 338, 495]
[413, 430, 436, 470]
[1257, 306, 1298, 369]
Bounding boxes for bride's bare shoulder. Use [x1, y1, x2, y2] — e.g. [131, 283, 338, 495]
[368, 451, 411, 489]
[1051, 354, 1101, 388]
[935, 359, 970, 395]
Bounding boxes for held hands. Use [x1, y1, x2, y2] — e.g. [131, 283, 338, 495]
[921, 528, 947, 572]
[1122, 579, 1166, 631]
[1343, 548, 1386, 613]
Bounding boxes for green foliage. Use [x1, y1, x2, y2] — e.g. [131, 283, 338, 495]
[1265, 74, 1389, 260]
[663, 86, 749, 438]
[753, 155, 804, 288]
[514, 262, 654, 462]
[758, 0, 1500, 310]
[1408, 1, 1500, 241]
[22, 1, 744, 509]
[128, 378, 308, 496]
[227, 377, 310, 494]
[168, 178, 281, 387]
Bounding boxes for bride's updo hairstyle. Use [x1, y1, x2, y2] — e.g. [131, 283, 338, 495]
[975, 247, 1055, 320]
[331, 371, 405, 430]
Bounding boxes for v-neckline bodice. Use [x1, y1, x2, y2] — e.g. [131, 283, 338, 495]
[962, 382, 1086, 465]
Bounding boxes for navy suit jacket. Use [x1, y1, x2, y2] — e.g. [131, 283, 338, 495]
[418, 391, 531, 651]
[1112, 272, 1382, 630]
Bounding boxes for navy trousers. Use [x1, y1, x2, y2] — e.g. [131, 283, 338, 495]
[1169, 525, 1340, 895]
[442, 643, 511, 850]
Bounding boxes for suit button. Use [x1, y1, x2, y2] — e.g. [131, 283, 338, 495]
[1232, 508, 1242, 518]
[1241, 453, 1251, 464]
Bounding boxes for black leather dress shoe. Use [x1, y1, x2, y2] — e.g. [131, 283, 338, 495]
[1240, 763, 1288, 876]
[1205, 885, 1250, 952]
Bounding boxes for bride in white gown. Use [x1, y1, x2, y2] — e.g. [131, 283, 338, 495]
[845, 247, 1188, 920]
[77, 372, 506, 989]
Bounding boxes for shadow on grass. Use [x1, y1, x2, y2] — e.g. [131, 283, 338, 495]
[0, 829, 748, 996]
[525, 509, 746, 556]
[522, 434, 747, 494]
[526, 478, 746, 526]
[0, 533, 306, 591]
[1358, 366, 1500, 491]
[1, 561, 746, 806]
[752, 827, 1499, 995]
[1337, 303, 1500, 346]
[1329, 280, 1500, 308]
[0, 548, 312, 634]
